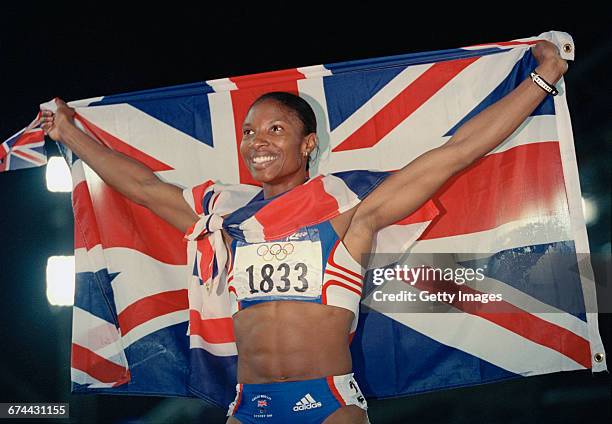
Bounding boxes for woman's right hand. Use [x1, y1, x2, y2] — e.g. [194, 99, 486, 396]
[40, 98, 76, 142]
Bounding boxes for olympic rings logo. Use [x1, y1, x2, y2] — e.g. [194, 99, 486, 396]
[256, 243, 294, 261]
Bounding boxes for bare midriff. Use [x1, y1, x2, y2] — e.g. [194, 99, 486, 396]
[232, 300, 354, 384]
[222, 210, 359, 385]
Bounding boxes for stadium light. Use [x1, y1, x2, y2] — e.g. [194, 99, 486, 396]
[46, 256, 75, 306]
[581, 196, 598, 226]
[45, 156, 72, 192]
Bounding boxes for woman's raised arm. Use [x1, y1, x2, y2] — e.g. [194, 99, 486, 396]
[348, 41, 568, 237]
[41, 99, 199, 233]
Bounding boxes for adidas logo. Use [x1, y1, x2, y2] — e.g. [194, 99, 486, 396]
[292, 393, 322, 411]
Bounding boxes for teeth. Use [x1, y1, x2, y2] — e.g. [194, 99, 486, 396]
[253, 155, 276, 164]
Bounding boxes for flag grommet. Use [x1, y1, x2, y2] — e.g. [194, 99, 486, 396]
[563, 43, 573, 54]
[594, 352, 604, 363]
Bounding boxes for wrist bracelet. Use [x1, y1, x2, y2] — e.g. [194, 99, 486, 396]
[530, 71, 558, 96]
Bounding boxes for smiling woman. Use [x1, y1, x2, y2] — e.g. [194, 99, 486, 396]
[40, 40, 569, 423]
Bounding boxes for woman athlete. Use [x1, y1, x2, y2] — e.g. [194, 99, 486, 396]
[42, 41, 567, 424]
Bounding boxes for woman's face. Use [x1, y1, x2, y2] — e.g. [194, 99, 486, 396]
[240, 99, 309, 183]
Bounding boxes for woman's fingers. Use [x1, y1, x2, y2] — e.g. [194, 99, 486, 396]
[41, 110, 54, 121]
[40, 98, 75, 140]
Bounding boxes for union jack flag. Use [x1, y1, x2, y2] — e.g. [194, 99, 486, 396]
[3, 30, 607, 409]
[0, 114, 46, 172]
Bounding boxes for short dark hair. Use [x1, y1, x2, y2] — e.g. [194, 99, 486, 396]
[249, 91, 318, 170]
[250, 91, 317, 137]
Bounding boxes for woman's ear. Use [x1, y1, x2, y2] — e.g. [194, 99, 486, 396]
[305, 133, 317, 155]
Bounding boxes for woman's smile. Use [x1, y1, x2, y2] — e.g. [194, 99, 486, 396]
[250, 152, 280, 168]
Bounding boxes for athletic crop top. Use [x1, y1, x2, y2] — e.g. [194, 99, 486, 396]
[226, 220, 363, 333]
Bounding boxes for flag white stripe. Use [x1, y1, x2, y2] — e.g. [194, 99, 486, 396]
[190, 334, 238, 356]
[75, 246, 107, 274]
[386, 311, 585, 374]
[487, 115, 558, 155]
[364, 280, 587, 374]
[321, 175, 360, 213]
[104, 247, 188, 314]
[327, 62, 434, 151]
[462, 275, 589, 339]
[206, 78, 238, 92]
[409, 215, 572, 255]
[71, 367, 116, 388]
[12, 149, 46, 164]
[321, 49, 524, 173]
[297, 65, 332, 79]
[72, 306, 124, 360]
[554, 79, 607, 371]
[120, 310, 188, 349]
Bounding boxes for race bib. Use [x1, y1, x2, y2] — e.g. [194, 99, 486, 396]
[232, 227, 323, 301]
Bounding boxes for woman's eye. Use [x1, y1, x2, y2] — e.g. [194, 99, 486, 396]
[272, 125, 283, 132]
[243, 129, 253, 136]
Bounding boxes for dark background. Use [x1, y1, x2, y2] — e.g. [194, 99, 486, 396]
[1, 3, 610, 423]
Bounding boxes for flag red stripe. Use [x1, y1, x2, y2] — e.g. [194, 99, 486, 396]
[0, 142, 10, 157]
[484, 311, 591, 368]
[12, 149, 44, 164]
[420, 141, 568, 240]
[71, 343, 130, 384]
[72, 179, 187, 264]
[189, 310, 236, 343]
[467, 40, 540, 48]
[332, 56, 480, 152]
[73, 181, 103, 249]
[230, 68, 305, 89]
[257, 176, 340, 240]
[13, 129, 45, 147]
[408, 270, 592, 368]
[393, 199, 439, 225]
[197, 238, 214, 283]
[191, 180, 215, 214]
[118, 289, 188, 336]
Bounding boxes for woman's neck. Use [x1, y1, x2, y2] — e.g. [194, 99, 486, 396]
[262, 171, 310, 199]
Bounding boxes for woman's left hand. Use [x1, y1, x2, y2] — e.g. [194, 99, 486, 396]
[531, 40, 568, 76]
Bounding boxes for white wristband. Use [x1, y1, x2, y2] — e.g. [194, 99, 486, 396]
[530, 71, 558, 96]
